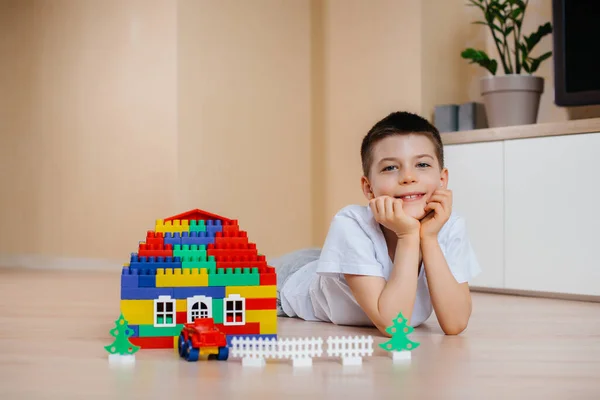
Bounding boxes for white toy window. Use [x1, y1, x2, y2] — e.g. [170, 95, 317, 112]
[223, 294, 245, 326]
[187, 295, 212, 322]
[154, 295, 176, 327]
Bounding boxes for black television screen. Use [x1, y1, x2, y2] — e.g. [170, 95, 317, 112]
[552, 0, 600, 106]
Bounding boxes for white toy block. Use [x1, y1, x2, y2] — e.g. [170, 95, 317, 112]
[341, 356, 363, 366]
[242, 357, 266, 367]
[108, 354, 136, 365]
[292, 357, 313, 367]
[391, 350, 411, 363]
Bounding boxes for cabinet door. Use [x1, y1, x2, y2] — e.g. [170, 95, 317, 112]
[444, 141, 504, 289]
[504, 133, 600, 296]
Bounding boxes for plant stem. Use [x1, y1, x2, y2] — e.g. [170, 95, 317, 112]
[505, 31, 513, 73]
[484, 0, 510, 74]
[511, 1, 519, 73]
[500, 2, 513, 73]
[516, 0, 528, 73]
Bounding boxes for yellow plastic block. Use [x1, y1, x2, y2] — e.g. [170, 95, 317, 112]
[246, 310, 277, 334]
[200, 346, 218, 356]
[155, 219, 190, 234]
[156, 268, 208, 287]
[176, 299, 187, 312]
[173, 336, 178, 352]
[120, 300, 154, 325]
[226, 285, 276, 299]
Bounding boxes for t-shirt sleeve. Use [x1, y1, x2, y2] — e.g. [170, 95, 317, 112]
[443, 216, 482, 284]
[316, 213, 384, 278]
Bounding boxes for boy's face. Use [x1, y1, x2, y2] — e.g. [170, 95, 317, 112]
[361, 133, 448, 220]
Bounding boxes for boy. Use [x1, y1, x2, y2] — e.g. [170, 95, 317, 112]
[271, 111, 481, 336]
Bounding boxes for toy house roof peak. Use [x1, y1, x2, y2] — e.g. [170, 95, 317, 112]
[164, 209, 233, 223]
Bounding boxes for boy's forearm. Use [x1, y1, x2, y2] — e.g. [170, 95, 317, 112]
[421, 236, 471, 334]
[377, 235, 420, 327]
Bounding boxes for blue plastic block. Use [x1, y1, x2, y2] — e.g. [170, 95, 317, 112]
[121, 267, 139, 287]
[206, 221, 223, 237]
[172, 286, 225, 299]
[128, 325, 140, 337]
[225, 334, 277, 347]
[121, 287, 174, 300]
[128, 254, 182, 270]
[138, 272, 156, 288]
[181, 231, 216, 246]
[164, 232, 182, 247]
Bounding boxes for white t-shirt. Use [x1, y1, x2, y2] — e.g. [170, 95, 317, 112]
[279, 204, 481, 327]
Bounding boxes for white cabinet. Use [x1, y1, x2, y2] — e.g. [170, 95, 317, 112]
[504, 134, 600, 296]
[446, 131, 600, 297]
[444, 141, 505, 289]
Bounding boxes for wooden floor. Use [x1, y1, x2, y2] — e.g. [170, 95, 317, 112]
[0, 268, 599, 399]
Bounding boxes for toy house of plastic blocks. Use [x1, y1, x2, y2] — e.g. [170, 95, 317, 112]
[119, 209, 277, 349]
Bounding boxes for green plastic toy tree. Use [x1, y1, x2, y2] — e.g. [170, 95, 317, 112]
[379, 311, 420, 353]
[104, 313, 140, 356]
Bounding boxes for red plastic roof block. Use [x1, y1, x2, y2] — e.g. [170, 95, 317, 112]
[163, 209, 233, 223]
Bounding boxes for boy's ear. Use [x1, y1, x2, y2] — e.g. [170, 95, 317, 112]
[361, 176, 374, 200]
[440, 167, 449, 188]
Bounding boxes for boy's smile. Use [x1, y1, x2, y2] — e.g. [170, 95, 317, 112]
[395, 192, 425, 202]
[361, 133, 448, 220]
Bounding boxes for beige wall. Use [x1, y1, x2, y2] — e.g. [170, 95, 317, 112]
[0, 0, 178, 263]
[0, 0, 589, 267]
[0, 0, 312, 264]
[177, 0, 312, 258]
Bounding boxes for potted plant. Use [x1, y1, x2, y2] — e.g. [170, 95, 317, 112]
[461, 0, 553, 127]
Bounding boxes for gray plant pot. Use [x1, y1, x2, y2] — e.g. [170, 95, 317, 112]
[481, 75, 544, 128]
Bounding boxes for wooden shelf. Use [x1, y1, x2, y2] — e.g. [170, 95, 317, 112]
[441, 117, 600, 145]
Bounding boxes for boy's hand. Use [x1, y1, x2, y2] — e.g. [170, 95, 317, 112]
[420, 189, 452, 239]
[369, 196, 420, 238]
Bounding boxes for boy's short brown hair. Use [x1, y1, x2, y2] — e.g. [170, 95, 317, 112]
[360, 111, 444, 177]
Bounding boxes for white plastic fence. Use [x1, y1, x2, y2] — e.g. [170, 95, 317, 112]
[230, 337, 323, 367]
[230, 335, 373, 367]
[327, 335, 374, 366]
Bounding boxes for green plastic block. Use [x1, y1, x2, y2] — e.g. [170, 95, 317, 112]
[138, 324, 184, 337]
[212, 298, 223, 324]
[173, 244, 207, 260]
[208, 267, 260, 286]
[182, 256, 216, 270]
[189, 219, 207, 232]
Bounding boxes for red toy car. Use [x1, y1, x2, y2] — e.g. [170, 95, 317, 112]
[178, 317, 229, 362]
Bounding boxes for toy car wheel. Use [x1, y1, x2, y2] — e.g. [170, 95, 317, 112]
[216, 346, 229, 361]
[185, 339, 199, 362]
[178, 333, 188, 357]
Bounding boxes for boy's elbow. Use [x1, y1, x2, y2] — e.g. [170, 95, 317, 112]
[441, 320, 468, 335]
[376, 324, 392, 338]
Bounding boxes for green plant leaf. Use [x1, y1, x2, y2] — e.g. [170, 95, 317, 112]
[466, 0, 485, 11]
[524, 22, 553, 52]
[461, 48, 498, 75]
[510, 8, 523, 19]
[472, 20, 504, 35]
[528, 51, 552, 73]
